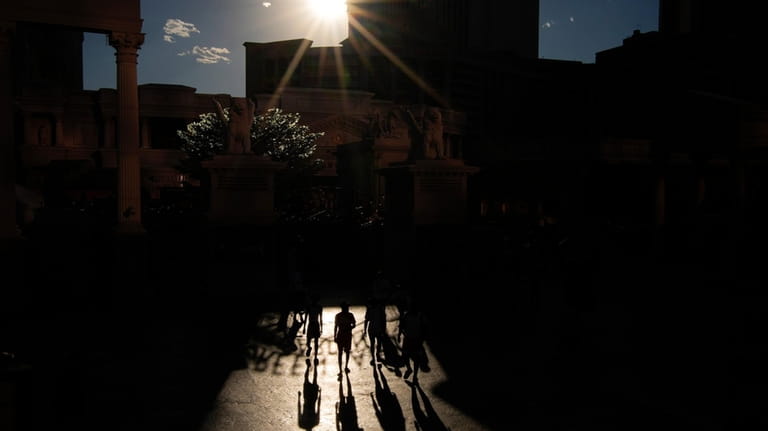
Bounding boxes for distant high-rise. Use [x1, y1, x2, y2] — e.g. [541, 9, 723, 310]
[347, 0, 538, 58]
[659, 0, 766, 39]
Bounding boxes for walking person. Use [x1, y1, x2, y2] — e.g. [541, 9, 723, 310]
[334, 301, 357, 376]
[283, 306, 306, 353]
[305, 296, 323, 363]
[364, 297, 388, 365]
[399, 302, 430, 382]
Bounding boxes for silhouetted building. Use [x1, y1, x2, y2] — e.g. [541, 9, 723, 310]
[1, 1, 150, 236]
[244, 1, 547, 214]
[5, 0, 768, 246]
[348, 0, 538, 58]
[590, 2, 768, 242]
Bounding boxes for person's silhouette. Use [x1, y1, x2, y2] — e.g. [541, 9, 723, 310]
[399, 304, 430, 382]
[334, 301, 356, 376]
[364, 297, 387, 366]
[298, 359, 321, 430]
[408, 380, 450, 431]
[371, 363, 405, 431]
[278, 288, 305, 338]
[371, 269, 392, 300]
[305, 296, 323, 362]
[335, 371, 363, 431]
[283, 305, 306, 353]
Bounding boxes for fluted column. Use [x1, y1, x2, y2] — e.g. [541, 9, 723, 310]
[104, 117, 116, 148]
[655, 169, 665, 227]
[0, 22, 19, 239]
[140, 117, 150, 148]
[54, 113, 65, 147]
[109, 31, 145, 234]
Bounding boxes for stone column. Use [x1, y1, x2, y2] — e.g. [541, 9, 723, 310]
[109, 32, 145, 234]
[652, 164, 667, 257]
[695, 163, 707, 208]
[655, 168, 666, 227]
[730, 157, 746, 246]
[0, 22, 19, 239]
[103, 117, 116, 149]
[140, 117, 150, 149]
[53, 113, 65, 147]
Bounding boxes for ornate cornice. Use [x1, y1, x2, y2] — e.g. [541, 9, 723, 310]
[108, 31, 144, 51]
[310, 115, 368, 137]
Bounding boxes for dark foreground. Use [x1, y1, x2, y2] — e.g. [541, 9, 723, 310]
[1, 222, 766, 430]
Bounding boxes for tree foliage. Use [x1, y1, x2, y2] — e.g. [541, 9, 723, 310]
[178, 111, 224, 161]
[177, 107, 324, 168]
[253, 108, 323, 167]
[176, 106, 328, 221]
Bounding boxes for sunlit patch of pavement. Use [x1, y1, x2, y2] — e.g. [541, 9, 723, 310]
[200, 305, 489, 430]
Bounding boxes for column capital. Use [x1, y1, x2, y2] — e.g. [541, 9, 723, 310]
[109, 31, 145, 52]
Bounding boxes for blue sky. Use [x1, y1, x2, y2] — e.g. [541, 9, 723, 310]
[540, 0, 659, 62]
[83, 0, 658, 96]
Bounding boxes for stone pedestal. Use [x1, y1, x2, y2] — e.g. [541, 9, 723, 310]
[380, 159, 479, 225]
[202, 154, 285, 225]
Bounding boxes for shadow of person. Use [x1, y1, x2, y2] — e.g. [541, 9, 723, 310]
[379, 333, 406, 377]
[336, 371, 363, 431]
[407, 380, 450, 431]
[298, 359, 321, 430]
[371, 363, 405, 431]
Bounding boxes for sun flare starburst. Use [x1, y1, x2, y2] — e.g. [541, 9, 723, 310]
[307, 0, 347, 20]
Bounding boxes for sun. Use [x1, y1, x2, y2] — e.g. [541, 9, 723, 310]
[307, 0, 347, 20]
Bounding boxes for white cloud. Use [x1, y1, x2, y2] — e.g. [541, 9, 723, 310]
[542, 21, 552, 29]
[163, 18, 200, 43]
[177, 50, 190, 56]
[191, 46, 231, 64]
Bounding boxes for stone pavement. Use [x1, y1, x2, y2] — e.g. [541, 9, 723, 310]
[5, 230, 765, 430]
[199, 304, 486, 431]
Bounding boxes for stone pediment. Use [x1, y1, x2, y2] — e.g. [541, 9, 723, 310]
[309, 115, 369, 147]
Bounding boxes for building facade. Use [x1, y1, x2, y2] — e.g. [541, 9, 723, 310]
[2, 1, 146, 236]
[5, 0, 768, 248]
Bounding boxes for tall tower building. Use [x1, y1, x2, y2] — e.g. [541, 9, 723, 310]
[347, 0, 539, 58]
[659, 1, 765, 39]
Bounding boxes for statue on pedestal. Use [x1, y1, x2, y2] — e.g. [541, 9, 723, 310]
[405, 105, 446, 160]
[213, 96, 257, 154]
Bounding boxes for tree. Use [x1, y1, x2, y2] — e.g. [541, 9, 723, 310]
[177, 111, 224, 161]
[176, 107, 327, 220]
[177, 107, 324, 167]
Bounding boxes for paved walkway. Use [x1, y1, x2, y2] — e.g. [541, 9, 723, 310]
[199, 304, 486, 431]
